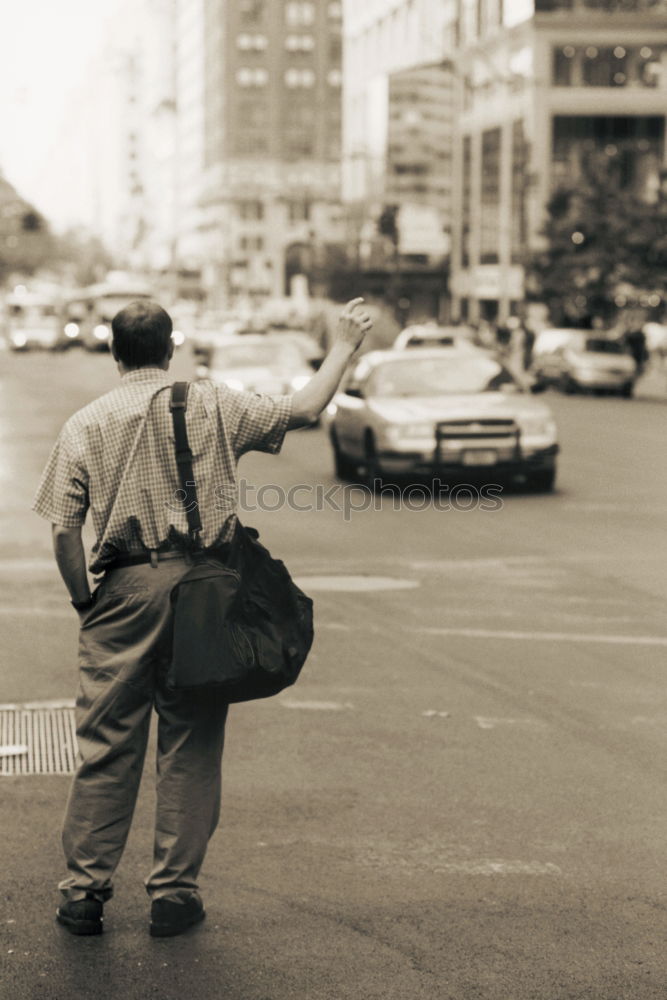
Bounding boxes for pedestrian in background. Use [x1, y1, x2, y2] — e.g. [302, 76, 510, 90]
[33, 296, 372, 938]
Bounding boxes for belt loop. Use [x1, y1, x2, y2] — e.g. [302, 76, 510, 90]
[150, 549, 159, 569]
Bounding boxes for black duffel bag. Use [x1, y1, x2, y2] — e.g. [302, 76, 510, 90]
[166, 382, 314, 701]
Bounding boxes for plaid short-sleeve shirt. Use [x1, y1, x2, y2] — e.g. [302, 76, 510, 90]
[33, 368, 292, 573]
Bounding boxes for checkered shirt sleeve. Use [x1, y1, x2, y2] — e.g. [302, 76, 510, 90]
[32, 422, 89, 527]
[220, 386, 293, 457]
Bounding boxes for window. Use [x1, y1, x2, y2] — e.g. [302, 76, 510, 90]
[461, 136, 471, 268]
[237, 34, 268, 50]
[288, 200, 311, 223]
[285, 34, 315, 51]
[240, 235, 265, 253]
[234, 134, 269, 155]
[238, 100, 269, 128]
[237, 67, 269, 87]
[286, 2, 314, 27]
[238, 200, 264, 221]
[240, 0, 265, 20]
[328, 2, 342, 17]
[480, 127, 501, 265]
[553, 45, 576, 86]
[327, 69, 342, 87]
[285, 68, 315, 87]
[285, 136, 315, 159]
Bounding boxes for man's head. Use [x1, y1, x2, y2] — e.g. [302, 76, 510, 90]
[111, 300, 174, 370]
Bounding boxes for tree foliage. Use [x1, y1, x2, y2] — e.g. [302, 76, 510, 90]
[528, 152, 667, 325]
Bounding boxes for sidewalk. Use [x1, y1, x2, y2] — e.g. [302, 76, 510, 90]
[634, 364, 667, 402]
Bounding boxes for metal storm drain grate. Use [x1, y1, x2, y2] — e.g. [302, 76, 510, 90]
[0, 701, 78, 776]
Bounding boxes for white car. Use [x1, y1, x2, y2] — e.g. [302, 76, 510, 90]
[197, 335, 314, 398]
[327, 348, 559, 491]
[532, 329, 636, 396]
[393, 323, 479, 352]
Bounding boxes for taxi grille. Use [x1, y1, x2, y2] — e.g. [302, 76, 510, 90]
[436, 418, 518, 441]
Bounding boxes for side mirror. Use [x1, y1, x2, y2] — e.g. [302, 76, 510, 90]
[345, 386, 364, 399]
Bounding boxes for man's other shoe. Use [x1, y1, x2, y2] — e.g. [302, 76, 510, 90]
[149, 895, 205, 938]
[56, 895, 103, 936]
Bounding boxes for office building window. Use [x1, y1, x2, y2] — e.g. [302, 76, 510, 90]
[240, 0, 265, 20]
[237, 34, 268, 50]
[480, 127, 500, 265]
[553, 45, 576, 86]
[461, 136, 472, 268]
[285, 136, 315, 159]
[327, 69, 342, 87]
[285, 68, 315, 87]
[328, 2, 342, 17]
[238, 100, 269, 128]
[240, 235, 265, 252]
[286, 2, 315, 27]
[234, 134, 269, 155]
[511, 120, 528, 264]
[553, 44, 665, 88]
[237, 67, 269, 87]
[238, 200, 264, 221]
[288, 200, 311, 223]
[285, 34, 315, 51]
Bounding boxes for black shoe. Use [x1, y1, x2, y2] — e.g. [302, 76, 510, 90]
[149, 896, 205, 938]
[56, 894, 104, 936]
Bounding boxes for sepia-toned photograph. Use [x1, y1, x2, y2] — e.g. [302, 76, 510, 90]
[1, 1, 666, 997]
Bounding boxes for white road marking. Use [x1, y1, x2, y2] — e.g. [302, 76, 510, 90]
[295, 575, 420, 592]
[422, 710, 451, 718]
[0, 745, 28, 758]
[0, 608, 72, 619]
[475, 716, 545, 730]
[0, 699, 75, 711]
[280, 699, 354, 711]
[420, 626, 667, 647]
[434, 860, 561, 876]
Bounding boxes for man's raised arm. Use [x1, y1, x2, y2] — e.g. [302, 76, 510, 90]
[288, 298, 373, 429]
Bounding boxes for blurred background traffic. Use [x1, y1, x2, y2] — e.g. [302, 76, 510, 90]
[2, 0, 667, 382]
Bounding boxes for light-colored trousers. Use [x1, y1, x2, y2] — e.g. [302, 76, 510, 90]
[59, 557, 229, 904]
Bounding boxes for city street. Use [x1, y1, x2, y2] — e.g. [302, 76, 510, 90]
[1, 348, 667, 999]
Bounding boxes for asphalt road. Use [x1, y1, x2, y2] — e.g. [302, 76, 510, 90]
[1, 348, 666, 1000]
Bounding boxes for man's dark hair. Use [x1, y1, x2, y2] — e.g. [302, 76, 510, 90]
[111, 300, 173, 368]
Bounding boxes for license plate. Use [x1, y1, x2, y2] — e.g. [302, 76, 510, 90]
[462, 449, 497, 466]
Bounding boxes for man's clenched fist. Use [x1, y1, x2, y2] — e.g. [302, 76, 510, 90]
[336, 298, 373, 352]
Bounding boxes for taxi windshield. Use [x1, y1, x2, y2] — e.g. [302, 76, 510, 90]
[212, 342, 302, 369]
[368, 357, 518, 397]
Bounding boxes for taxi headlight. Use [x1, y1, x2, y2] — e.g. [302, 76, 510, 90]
[11, 332, 27, 347]
[387, 422, 434, 442]
[171, 330, 185, 346]
[398, 422, 434, 438]
[64, 322, 79, 338]
[520, 416, 557, 438]
[93, 324, 109, 340]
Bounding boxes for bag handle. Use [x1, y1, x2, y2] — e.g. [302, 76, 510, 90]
[170, 381, 203, 547]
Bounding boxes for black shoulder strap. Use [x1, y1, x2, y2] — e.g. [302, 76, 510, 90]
[170, 382, 203, 546]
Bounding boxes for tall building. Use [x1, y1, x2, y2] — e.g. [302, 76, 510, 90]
[341, 0, 456, 274]
[342, 0, 455, 197]
[187, 0, 344, 302]
[450, 0, 667, 323]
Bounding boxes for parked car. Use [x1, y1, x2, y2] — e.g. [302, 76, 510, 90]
[5, 291, 62, 351]
[197, 335, 315, 404]
[532, 329, 636, 396]
[327, 348, 559, 490]
[393, 323, 478, 351]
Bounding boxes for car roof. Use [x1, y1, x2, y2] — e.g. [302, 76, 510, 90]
[357, 347, 493, 367]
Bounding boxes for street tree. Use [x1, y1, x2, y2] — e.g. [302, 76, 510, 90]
[528, 151, 667, 326]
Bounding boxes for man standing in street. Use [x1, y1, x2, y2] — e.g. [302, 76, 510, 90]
[33, 297, 372, 938]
